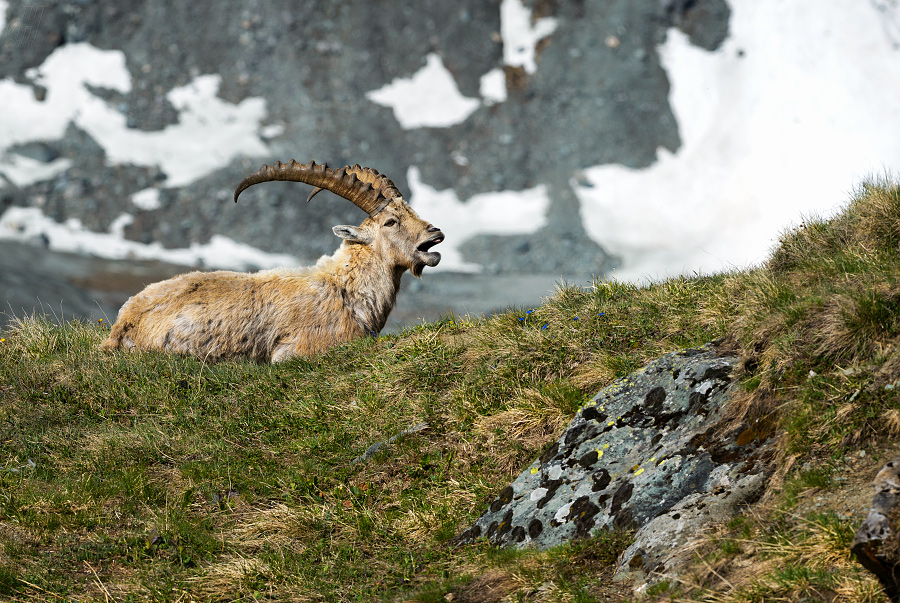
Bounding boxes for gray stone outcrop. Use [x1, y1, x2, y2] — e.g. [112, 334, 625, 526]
[853, 457, 900, 601]
[458, 343, 773, 584]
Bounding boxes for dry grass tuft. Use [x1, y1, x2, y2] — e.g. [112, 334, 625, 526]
[395, 506, 445, 544]
[472, 386, 574, 476]
[812, 284, 900, 363]
[189, 556, 318, 602]
[571, 351, 618, 392]
[848, 177, 900, 250]
[753, 516, 852, 569]
[476, 387, 572, 441]
[833, 574, 892, 603]
[883, 409, 900, 437]
[444, 570, 519, 603]
[230, 502, 322, 552]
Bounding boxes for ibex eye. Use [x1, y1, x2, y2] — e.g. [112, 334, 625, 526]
[384, 219, 397, 227]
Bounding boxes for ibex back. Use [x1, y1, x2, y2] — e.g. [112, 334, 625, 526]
[100, 160, 444, 362]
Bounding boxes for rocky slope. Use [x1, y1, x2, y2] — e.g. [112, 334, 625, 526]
[0, 0, 730, 324]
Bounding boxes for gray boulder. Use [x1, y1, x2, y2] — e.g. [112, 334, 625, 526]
[458, 343, 773, 585]
[852, 456, 900, 601]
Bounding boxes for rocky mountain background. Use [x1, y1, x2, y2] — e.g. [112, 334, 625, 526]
[0, 0, 730, 329]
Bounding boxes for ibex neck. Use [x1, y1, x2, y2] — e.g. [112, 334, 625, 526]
[329, 244, 402, 335]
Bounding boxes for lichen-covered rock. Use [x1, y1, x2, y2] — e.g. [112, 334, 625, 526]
[615, 469, 767, 583]
[852, 457, 900, 601]
[458, 343, 772, 581]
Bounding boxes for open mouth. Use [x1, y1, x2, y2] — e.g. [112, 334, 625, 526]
[417, 234, 444, 254]
[415, 233, 444, 269]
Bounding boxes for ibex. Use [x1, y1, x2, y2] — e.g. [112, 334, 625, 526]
[100, 160, 445, 362]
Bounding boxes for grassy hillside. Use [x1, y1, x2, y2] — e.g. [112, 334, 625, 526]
[2, 178, 900, 602]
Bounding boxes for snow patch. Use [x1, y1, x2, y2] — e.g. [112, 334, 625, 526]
[0, 43, 270, 190]
[108, 213, 134, 239]
[78, 73, 269, 187]
[407, 166, 550, 272]
[131, 188, 162, 211]
[260, 123, 286, 139]
[500, 0, 558, 74]
[0, 44, 130, 150]
[366, 53, 481, 129]
[479, 68, 508, 105]
[0, 206, 298, 271]
[576, 1, 900, 283]
[364, 0, 552, 129]
[0, 153, 72, 187]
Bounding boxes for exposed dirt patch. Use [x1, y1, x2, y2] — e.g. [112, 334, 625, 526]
[794, 440, 900, 524]
[447, 570, 518, 603]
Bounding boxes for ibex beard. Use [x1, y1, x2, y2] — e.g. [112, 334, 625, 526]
[99, 160, 444, 363]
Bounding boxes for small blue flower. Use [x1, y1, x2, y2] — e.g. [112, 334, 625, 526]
[518, 317, 525, 321]
[542, 324, 548, 330]
[598, 312, 605, 317]
[573, 316, 579, 321]
[526, 309, 534, 314]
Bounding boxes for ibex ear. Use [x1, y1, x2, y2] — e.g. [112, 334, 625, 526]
[333, 225, 373, 244]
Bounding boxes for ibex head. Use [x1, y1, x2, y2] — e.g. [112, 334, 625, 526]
[234, 160, 444, 277]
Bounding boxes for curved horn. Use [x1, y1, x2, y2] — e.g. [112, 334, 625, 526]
[233, 160, 400, 216]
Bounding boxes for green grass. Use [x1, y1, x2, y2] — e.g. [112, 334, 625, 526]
[2, 178, 900, 601]
[678, 511, 885, 603]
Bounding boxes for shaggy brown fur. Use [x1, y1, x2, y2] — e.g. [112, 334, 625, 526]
[100, 197, 443, 362]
